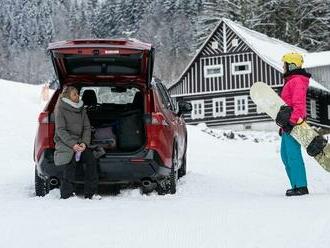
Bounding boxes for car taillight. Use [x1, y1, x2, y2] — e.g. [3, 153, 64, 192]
[151, 113, 169, 126]
[38, 112, 49, 124]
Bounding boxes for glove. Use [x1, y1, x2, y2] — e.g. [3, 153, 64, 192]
[276, 105, 294, 133]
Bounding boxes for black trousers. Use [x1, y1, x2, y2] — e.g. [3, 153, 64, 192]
[60, 148, 98, 198]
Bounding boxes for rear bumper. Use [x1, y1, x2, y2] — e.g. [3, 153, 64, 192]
[36, 148, 171, 183]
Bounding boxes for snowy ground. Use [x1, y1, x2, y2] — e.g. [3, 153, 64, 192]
[1, 79, 330, 248]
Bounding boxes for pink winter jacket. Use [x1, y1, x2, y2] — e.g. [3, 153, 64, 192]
[280, 71, 310, 124]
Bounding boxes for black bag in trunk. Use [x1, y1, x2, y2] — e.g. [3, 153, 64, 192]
[118, 111, 145, 151]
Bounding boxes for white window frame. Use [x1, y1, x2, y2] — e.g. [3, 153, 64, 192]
[212, 98, 226, 117]
[310, 99, 317, 119]
[211, 41, 219, 50]
[234, 96, 248, 115]
[232, 61, 252, 75]
[191, 100, 205, 120]
[327, 105, 330, 120]
[232, 38, 238, 47]
[204, 64, 223, 78]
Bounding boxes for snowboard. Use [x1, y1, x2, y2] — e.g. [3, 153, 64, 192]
[250, 81, 330, 172]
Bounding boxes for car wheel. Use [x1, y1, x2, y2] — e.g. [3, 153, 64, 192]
[156, 145, 179, 195]
[35, 169, 49, 197]
[178, 152, 187, 178]
[169, 146, 179, 194]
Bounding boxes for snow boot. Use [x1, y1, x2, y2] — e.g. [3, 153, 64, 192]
[84, 194, 102, 200]
[60, 192, 76, 199]
[285, 187, 309, 197]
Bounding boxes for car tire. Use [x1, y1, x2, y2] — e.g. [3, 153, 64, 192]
[169, 146, 178, 194]
[35, 169, 49, 197]
[178, 152, 187, 178]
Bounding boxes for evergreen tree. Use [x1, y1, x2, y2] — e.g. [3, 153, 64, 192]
[195, 0, 241, 48]
[254, 0, 330, 51]
[0, 0, 329, 84]
[78, 1, 92, 38]
[86, 0, 99, 37]
[239, 0, 259, 28]
[94, 0, 121, 38]
[295, 0, 330, 51]
[68, 0, 80, 39]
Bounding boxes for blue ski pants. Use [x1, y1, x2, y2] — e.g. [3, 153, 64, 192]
[280, 132, 307, 188]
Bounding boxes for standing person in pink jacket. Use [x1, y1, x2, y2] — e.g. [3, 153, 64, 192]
[276, 52, 311, 196]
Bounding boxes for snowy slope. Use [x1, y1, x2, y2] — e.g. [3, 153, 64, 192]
[1, 79, 330, 248]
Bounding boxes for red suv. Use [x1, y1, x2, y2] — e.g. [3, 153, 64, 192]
[34, 39, 192, 196]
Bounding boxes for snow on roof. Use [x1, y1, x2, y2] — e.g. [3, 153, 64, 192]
[224, 19, 330, 91]
[309, 78, 330, 92]
[223, 19, 307, 72]
[224, 19, 330, 70]
[304, 51, 330, 68]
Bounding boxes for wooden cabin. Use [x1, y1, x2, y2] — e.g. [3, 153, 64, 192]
[168, 18, 330, 130]
[305, 51, 330, 89]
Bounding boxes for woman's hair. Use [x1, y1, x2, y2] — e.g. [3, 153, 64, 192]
[60, 86, 78, 99]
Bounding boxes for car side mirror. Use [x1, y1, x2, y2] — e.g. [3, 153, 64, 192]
[178, 101, 192, 116]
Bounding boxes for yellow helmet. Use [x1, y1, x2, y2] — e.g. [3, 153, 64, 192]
[281, 52, 304, 68]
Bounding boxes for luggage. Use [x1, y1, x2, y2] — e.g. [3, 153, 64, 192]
[93, 126, 117, 150]
[117, 111, 145, 151]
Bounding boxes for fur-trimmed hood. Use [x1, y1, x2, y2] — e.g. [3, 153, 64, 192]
[60, 97, 84, 113]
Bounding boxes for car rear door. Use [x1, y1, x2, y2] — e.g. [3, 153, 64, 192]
[48, 40, 154, 88]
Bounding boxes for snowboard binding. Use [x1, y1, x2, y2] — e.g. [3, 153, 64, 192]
[307, 135, 328, 157]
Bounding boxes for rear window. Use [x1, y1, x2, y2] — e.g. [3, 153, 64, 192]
[80, 87, 139, 104]
[64, 54, 142, 75]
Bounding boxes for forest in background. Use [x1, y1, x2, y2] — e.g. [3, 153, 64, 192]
[0, 0, 329, 86]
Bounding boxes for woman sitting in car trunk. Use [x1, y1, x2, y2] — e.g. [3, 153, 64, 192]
[54, 86, 100, 200]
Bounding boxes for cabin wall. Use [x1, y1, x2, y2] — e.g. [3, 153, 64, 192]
[307, 91, 330, 128]
[306, 66, 330, 89]
[176, 90, 272, 127]
[170, 53, 283, 97]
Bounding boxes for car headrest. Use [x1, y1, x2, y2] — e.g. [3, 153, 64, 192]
[132, 91, 143, 107]
[82, 90, 97, 106]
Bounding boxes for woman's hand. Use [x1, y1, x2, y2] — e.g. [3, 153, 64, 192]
[73, 143, 86, 152]
[73, 144, 83, 152]
[79, 143, 86, 152]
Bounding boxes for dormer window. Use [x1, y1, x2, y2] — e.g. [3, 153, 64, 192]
[211, 41, 219, 50]
[232, 39, 238, 47]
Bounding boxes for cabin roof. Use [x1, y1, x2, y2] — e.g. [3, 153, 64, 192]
[224, 19, 330, 70]
[309, 78, 330, 92]
[223, 19, 306, 72]
[169, 18, 330, 92]
[304, 51, 330, 68]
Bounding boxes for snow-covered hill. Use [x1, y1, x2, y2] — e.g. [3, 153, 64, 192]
[1, 79, 330, 248]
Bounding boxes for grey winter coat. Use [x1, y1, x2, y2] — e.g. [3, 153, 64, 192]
[54, 97, 91, 166]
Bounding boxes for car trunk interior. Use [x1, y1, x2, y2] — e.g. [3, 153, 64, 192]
[48, 85, 146, 156]
[79, 85, 146, 154]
